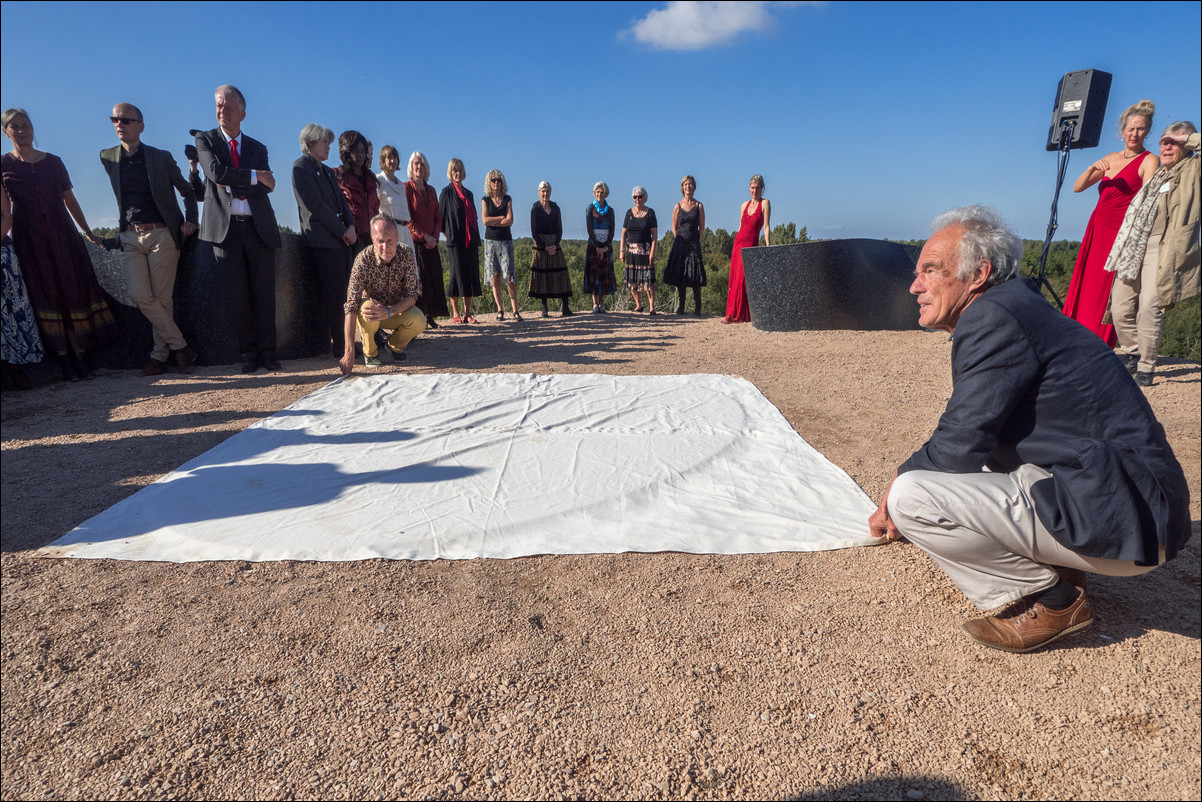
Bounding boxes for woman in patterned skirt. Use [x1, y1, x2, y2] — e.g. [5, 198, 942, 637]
[620, 185, 658, 314]
[529, 181, 572, 317]
[1, 184, 43, 389]
[584, 181, 616, 313]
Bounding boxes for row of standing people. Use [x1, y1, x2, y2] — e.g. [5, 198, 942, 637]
[1, 84, 779, 388]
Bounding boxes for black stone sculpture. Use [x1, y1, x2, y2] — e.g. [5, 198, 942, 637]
[741, 239, 922, 332]
[91, 233, 327, 369]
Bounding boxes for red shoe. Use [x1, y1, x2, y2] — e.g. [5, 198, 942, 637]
[451, 316, 462, 324]
[465, 315, 478, 324]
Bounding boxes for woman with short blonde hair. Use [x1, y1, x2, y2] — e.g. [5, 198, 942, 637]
[438, 158, 482, 323]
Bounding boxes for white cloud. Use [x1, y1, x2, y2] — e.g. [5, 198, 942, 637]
[625, 1, 811, 51]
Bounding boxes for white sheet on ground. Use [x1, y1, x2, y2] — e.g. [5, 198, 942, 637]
[42, 373, 880, 562]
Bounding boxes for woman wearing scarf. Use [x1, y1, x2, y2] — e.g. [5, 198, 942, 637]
[404, 151, 449, 329]
[438, 158, 482, 324]
[1105, 122, 1201, 387]
[584, 181, 616, 313]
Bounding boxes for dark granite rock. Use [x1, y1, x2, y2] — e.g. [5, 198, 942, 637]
[89, 232, 328, 368]
[742, 239, 922, 331]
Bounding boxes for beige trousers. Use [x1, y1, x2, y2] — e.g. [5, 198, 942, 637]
[1111, 228, 1163, 374]
[357, 303, 426, 357]
[887, 466, 1158, 610]
[120, 227, 186, 361]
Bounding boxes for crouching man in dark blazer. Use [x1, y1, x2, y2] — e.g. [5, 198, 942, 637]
[100, 102, 199, 376]
[195, 84, 281, 373]
[869, 206, 1191, 653]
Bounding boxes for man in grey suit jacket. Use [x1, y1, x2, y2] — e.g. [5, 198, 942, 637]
[195, 84, 282, 373]
[99, 102, 199, 376]
[869, 206, 1190, 654]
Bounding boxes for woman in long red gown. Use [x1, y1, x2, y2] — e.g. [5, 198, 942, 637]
[1064, 100, 1159, 345]
[723, 174, 770, 324]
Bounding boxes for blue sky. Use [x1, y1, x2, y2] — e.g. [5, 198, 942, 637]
[2, 1, 1199, 242]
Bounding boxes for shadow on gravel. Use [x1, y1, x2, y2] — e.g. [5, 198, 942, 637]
[786, 776, 967, 801]
[1074, 528, 1202, 646]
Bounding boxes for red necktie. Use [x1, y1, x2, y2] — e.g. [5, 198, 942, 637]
[229, 138, 240, 168]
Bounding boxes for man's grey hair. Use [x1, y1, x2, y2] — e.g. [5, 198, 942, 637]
[369, 213, 395, 234]
[215, 84, 246, 111]
[299, 123, 334, 156]
[930, 206, 1022, 288]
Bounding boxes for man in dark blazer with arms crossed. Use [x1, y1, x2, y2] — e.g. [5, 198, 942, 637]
[195, 84, 281, 372]
[99, 102, 199, 375]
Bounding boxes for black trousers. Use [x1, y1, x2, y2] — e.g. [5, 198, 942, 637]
[215, 219, 277, 355]
[309, 245, 351, 356]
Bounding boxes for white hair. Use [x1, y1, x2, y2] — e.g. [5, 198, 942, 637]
[930, 206, 1022, 288]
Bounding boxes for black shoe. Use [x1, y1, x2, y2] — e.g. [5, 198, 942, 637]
[1120, 353, 1140, 376]
[427, 317, 440, 330]
[241, 354, 260, 374]
[1135, 371, 1154, 387]
[261, 354, 282, 372]
[373, 330, 390, 351]
[174, 346, 197, 374]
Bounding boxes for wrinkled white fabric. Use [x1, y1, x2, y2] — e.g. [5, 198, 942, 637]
[44, 373, 879, 563]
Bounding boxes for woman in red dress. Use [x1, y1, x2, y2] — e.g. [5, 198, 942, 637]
[723, 174, 771, 324]
[1064, 100, 1159, 344]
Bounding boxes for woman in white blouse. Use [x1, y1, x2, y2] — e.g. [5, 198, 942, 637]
[376, 144, 412, 252]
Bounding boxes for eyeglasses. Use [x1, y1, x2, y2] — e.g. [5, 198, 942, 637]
[110, 116, 141, 125]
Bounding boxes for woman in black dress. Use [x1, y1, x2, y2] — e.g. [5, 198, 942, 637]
[619, 185, 658, 314]
[438, 157, 482, 323]
[663, 175, 706, 315]
[584, 181, 616, 313]
[529, 181, 572, 317]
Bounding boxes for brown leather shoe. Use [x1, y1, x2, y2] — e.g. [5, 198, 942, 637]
[962, 588, 1093, 653]
[141, 359, 168, 377]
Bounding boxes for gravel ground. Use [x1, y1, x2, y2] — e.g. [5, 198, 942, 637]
[2, 313, 1199, 801]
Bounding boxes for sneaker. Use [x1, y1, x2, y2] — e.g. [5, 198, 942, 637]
[1135, 371, 1154, 387]
[364, 355, 383, 367]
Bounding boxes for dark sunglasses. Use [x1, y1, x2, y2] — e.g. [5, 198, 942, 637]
[110, 116, 141, 125]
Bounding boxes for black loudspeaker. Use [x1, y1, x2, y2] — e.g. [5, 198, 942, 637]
[1046, 69, 1112, 151]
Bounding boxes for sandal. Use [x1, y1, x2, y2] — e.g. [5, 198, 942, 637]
[513, 311, 523, 321]
[633, 306, 644, 313]
[452, 316, 462, 324]
[466, 315, 478, 324]
[497, 310, 506, 321]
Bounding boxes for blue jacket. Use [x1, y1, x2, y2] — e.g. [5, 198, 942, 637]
[900, 278, 1190, 565]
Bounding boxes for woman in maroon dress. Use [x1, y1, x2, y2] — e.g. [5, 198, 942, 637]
[1064, 99, 1159, 344]
[404, 151, 449, 329]
[723, 174, 771, 324]
[1, 108, 117, 379]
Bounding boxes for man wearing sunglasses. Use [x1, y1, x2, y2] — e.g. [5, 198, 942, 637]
[100, 102, 199, 376]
